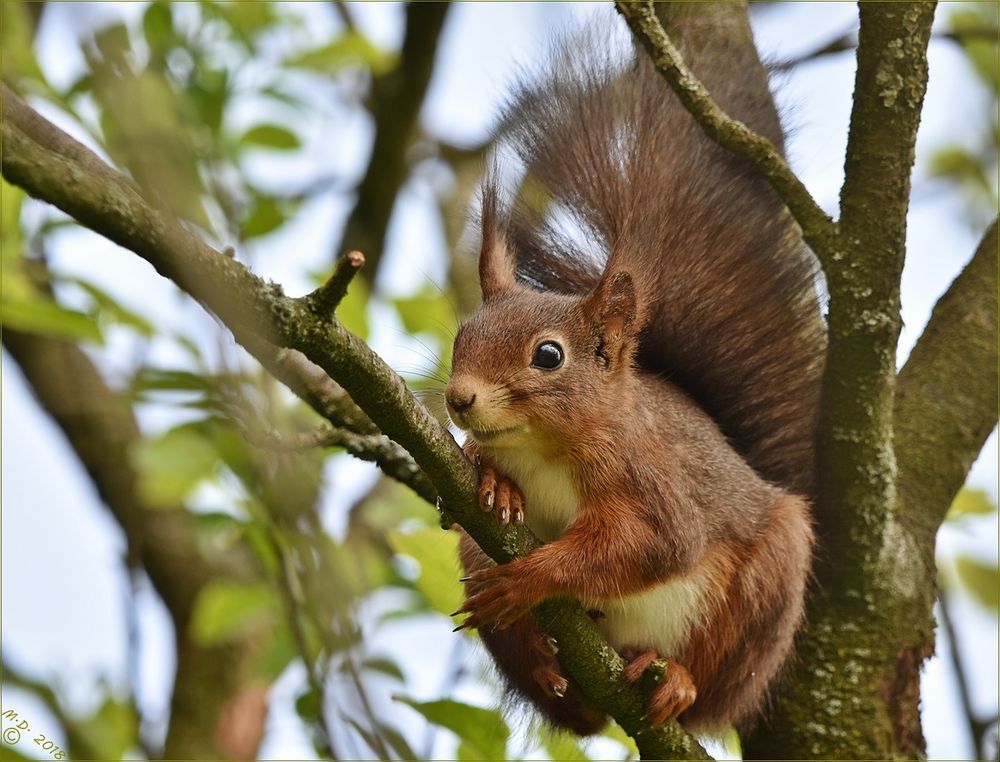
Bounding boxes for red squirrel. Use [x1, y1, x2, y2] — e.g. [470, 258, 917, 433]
[444, 20, 826, 734]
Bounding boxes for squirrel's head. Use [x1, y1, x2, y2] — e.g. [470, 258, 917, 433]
[445, 197, 644, 453]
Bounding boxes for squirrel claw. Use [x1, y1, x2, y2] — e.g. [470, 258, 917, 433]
[532, 666, 568, 698]
[452, 561, 537, 631]
[477, 465, 526, 527]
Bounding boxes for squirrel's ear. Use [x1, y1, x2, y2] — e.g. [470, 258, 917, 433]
[585, 270, 641, 368]
[478, 183, 517, 299]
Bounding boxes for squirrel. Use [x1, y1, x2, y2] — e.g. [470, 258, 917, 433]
[444, 16, 826, 735]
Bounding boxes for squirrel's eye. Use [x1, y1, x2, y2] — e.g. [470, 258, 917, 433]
[531, 341, 564, 370]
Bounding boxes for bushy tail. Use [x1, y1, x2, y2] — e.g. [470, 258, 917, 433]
[487, 15, 826, 496]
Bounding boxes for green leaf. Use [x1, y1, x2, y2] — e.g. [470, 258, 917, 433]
[295, 686, 321, 722]
[929, 147, 993, 195]
[253, 624, 298, 681]
[947, 7, 999, 89]
[720, 726, 742, 759]
[64, 277, 156, 336]
[345, 717, 419, 761]
[131, 424, 220, 508]
[243, 195, 288, 238]
[0, 1, 47, 85]
[90, 51, 211, 228]
[0, 743, 34, 760]
[947, 488, 998, 521]
[190, 580, 279, 645]
[239, 124, 301, 151]
[357, 656, 405, 682]
[0, 297, 103, 343]
[394, 697, 509, 762]
[392, 287, 457, 339]
[203, 0, 279, 47]
[286, 33, 396, 76]
[954, 556, 1000, 611]
[601, 721, 640, 758]
[142, 1, 175, 57]
[75, 696, 137, 761]
[388, 528, 463, 617]
[131, 368, 213, 395]
[189, 65, 229, 135]
[1, 178, 23, 266]
[62, 72, 95, 100]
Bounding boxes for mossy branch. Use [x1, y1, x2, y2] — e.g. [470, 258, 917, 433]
[614, 0, 838, 263]
[816, 0, 937, 566]
[895, 219, 999, 547]
[1, 84, 707, 760]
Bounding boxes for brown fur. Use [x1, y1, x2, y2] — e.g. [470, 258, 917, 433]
[446, 15, 823, 736]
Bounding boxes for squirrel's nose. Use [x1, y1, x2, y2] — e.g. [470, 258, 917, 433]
[447, 390, 476, 414]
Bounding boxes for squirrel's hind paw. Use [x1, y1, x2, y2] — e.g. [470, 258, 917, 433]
[622, 649, 697, 726]
[645, 659, 697, 726]
[478, 466, 525, 527]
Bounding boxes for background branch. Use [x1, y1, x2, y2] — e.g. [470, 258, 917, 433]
[331, 3, 451, 277]
[3, 326, 264, 759]
[895, 219, 999, 550]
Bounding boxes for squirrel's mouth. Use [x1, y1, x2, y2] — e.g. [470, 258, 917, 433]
[469, 425, 523, 443]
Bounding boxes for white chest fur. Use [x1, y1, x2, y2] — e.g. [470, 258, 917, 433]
[491, 447, 715, 657]
[586, 571, 716, 657]
[491, 448, 580, 543]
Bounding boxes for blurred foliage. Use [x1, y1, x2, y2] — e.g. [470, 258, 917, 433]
[926, 3, 999, 229]
[941, 488, 999, 614]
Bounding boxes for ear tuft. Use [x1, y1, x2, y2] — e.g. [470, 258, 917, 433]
[478, 180, 517, 299]
[585, 270, 642, 369]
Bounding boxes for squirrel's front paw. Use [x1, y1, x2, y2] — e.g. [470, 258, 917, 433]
[478, 465, 525, 527]
[453, 562, 536, 631]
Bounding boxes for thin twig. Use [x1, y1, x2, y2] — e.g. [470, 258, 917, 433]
[301, 249, 366, 318]
[271, 535, 339, 760]
[330, 1, 356, 33]
[774, 24, 999, 71]
[243, 423, 437, 504]
[939, 591, 992, 759]
[614, 0, 838, 264]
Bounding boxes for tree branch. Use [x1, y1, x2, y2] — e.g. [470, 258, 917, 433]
[302, 249, 366, 319]
[745, 5, 940, 758]
[614, 0, 838, 263]
[332, 3, 451, 276]
[774, 23, 999, 71]
[895, 219, 999, 547]
[816, 0, 938, 563]
[2, 85, 707, 760]
[244, 422, 437, 504]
